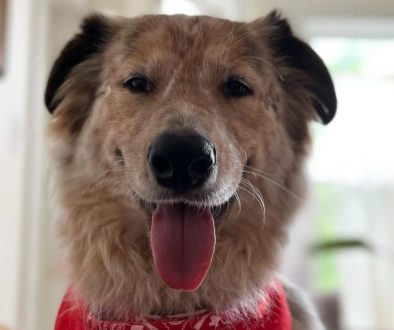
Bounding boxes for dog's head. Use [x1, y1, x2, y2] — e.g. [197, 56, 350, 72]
[46, 12, 336, 317]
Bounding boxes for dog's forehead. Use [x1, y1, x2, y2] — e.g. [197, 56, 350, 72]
[117, 15, 259, 67]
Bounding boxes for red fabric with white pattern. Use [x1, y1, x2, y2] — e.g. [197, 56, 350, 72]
[54, 283, 291, 330]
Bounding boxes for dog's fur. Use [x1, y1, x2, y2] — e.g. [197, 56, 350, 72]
[45, 11, 335, 329]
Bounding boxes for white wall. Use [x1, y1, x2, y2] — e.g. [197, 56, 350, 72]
[0, 0, 34, 327]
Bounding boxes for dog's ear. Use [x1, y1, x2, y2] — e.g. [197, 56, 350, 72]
[260, 11, 337, 124]
[45, 14, 114, 113]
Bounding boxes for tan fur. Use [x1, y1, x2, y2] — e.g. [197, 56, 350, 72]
[48, 14, 317, 321]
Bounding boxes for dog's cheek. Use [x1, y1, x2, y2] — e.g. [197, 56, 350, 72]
[221, 108, 266, 169]
[69, 107, 113, 177]
[114, 116, 155, 193]
[206, 121, 243, 193]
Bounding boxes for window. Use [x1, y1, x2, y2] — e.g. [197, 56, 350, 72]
[310, 38, 394, 329]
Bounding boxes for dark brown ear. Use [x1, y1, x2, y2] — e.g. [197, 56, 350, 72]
[265, 11, 337, 124]
[45, 14, 113, 113]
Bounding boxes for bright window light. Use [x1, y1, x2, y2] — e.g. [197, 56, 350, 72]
[161, 0, 202, 16]
[308, 38, 394, 185]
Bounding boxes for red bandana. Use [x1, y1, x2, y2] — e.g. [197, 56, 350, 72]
[55, 283, 291, 330]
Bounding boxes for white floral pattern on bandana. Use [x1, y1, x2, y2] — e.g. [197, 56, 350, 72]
[86, 311, 226, 330]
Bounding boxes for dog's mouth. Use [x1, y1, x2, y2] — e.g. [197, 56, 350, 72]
[138, 195, 236, 221]
[137, 194, 236, 291]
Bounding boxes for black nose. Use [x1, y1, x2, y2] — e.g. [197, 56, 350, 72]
[148, 133, 216, 192]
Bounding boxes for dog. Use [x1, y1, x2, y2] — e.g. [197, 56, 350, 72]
[45, 11, 336, 330]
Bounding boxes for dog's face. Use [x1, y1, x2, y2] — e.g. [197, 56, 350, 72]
[46, 12, 335, 318]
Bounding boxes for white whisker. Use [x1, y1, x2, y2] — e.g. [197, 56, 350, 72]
[233, 191, 242, 217]
[241, 178, 266, 223]
[244, 164, 276, 177]
[238, 179, 266, 227]
[242, 167, 301, 202]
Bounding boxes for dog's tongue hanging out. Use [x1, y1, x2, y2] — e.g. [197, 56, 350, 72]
[151, 204, 216, 291]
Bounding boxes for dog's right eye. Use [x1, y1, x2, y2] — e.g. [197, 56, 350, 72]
[221, 77, 253, 98]
[123, 75, 153, 93]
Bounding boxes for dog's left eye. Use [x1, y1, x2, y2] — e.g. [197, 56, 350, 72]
[222, 77, 253, 98]
[123, 75, 153, 93]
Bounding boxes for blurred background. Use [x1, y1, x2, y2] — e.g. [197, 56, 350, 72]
[0, 0, 393, 329]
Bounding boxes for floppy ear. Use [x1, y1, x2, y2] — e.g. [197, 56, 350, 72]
[264, 11, 337, 124]
[45, 14, 114, 113]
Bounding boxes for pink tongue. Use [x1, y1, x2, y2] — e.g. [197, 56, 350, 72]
[151, 204, 215, 291]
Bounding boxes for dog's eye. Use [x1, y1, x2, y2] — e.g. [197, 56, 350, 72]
[123, 75, 153, 93]
[222, 77, 252, 98]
